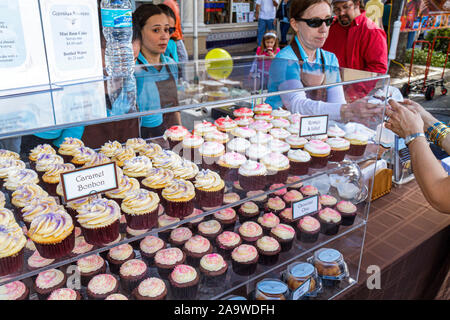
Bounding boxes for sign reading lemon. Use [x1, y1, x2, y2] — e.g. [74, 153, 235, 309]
[205, 48, 233, 80]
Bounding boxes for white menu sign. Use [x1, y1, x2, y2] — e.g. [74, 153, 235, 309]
[39, 0, 103, 83]
[299, 115, 328, 137]
[292, 195, 319, 220]
[61, 162, 118, 202]
[0, 0, 50, 92]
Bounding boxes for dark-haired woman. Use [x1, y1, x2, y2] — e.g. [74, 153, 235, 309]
[158, 4, 179, 63]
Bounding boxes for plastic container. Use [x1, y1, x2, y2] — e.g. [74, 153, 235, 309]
[284, 262, 322, 299]
[254, 278, 289, 300]
[308, 248, 349, 287]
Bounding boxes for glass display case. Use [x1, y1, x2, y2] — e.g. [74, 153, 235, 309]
[0, 56, 389, 300]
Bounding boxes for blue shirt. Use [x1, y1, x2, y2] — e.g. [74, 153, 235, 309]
[266, 35, 341, 109]
[164, 39, 179, 62]
[135, 52, 179, 128]
[34, 127, 85, 148]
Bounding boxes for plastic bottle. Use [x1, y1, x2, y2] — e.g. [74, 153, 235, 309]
[100, 0, 134, 77]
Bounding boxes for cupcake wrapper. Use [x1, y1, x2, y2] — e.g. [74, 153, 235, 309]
[66, 207, 81, 227]
[218, 166, 239, 182]
[329, 150, 347, 162]
[0, 248, 24, 277]
[232, 260, 257, 276]
[170, 282, 199, 300]
[195, 187, 224, 208]
[340, 214, 356, 226]
[238, 174, 267, 191]
[216, 247, 234, 261]
[319, 221, 340, 236]
[164, 199, 194, 218]
[120, 273, 148, 295]
[168, 139, 183, 150]
[80, 264, 107, 287]
[34, 229, 75, 259]
[42, 181, 58, 197]
[347, 144, 367, 157]
[220, 221, 237, 232]
[258, 252, 280, 266]
[60, 154, 73, 163]
[278, 239, 293, 252]
[297, 230, 320, 243]
[156, 265, 174, 280]
[81, 219, 120, 246]
[124, 207, 158, 230]
[267, 168, 289, 185]
[289, 160, 310, 176]
[309, 155, 329, 169]
[238, 214, 260, 224]
[200, 159, 220, 172]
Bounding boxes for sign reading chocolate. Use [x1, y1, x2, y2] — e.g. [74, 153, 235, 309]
[61, 162, 118, 202]
[299, 115, 328, 137]
[292, 195, 319, 220]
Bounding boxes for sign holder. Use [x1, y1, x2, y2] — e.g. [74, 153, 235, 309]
[299, 114, 329, 138]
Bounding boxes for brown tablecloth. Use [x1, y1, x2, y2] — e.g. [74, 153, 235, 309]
[337, 180, 450, 300]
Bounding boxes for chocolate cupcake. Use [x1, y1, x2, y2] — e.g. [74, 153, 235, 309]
[197, 219, 222, 242]
[121, 189, 160, 230]
[319, 195, 337, 209]
[0, 281, 29, 300]
[286, 176, 303, 191]
[217, 152, 247, 182]
[0, 223, 26, 277]
[26, 250, 54, 273]
[270, 224, 295, 252]
[345, 131, 369, 157]
[154, 247, 186, 279]
[33, 268, 67, 300]
[238, 221, 263, 245]
[169, 227, 193, 248]
[317, 208, 342, 236]
[194, 169, 225, 208]
[182, 208, 205, 232]
[223, 192, 241, 206]
[265, 196, 286, 215]
[87, 274, 119, 300]
[287, 149, 311, 176]
[261, 152, 290, 184]
[106, 243, 135, 275]
[76, 254, 106, 287]
[257, 212, 280, 235]
[237, 201, 260, 223]
[231, 244, 259, 276]
[105, 293, 128, 300]
[283, 190, 304, 207]
[169, 264, 200, 300]
[157, 214, 180, 242]
[304, 140, 331, 169]
[119, 259, 149, 294]
[300, 185, 319, 198]
[162, 179, 196, 219]
[199, 253, 228, 286]
[297, 216, 321, 243]
[183, 235, 212, 267]
[139, 235, 166, 266]
[335, 201, 357, 226]
[164, 125, 190, 149]
[48, 288, 82, 300]
[268, 183, 288, 199]
[133, 277, 167, 300]
[279, 208, 298, 227]
[256, 236, 281, 265]
[213, 208, 237, 231]
[326, 138, 350, 162]
[215, 231, 242, 260]
[125, 227, 149, 250]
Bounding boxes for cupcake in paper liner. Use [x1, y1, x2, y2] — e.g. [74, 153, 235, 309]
[121, 189, 160, 230]
[194, 169, 225, 208]
[161, 179, 196, 218]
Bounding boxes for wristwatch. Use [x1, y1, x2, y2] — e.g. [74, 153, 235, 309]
[404, 132, 426, 146]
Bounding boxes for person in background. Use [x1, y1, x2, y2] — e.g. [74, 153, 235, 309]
[255, 0, 280, 47]
[133, 4, 181, 139]
[163, 0, 188, 63]
[257, 30, 281, 59]
[382, 0, 391, 36]
[277, 0, 292, 46]
[158, 4, 179, 63]
[385, 98, 450, 214]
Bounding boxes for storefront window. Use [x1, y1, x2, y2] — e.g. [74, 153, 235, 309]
[204, 0, 255, 24]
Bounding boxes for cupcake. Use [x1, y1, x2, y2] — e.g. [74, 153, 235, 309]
[238, 160, 267, 191]
[265, 196, 286, 215]
[256, 236, 281, 266]
[216, 231, 242, 259]
[169, 264, 200, 300]
[0, 159, 26, 190]
[234, 116, 255, 127]
[197, 219, 222, 241]
[33, 268, 66, 300]
[157, 214, 180, 242]
[99, 140, 123, 158]
[0, 149, 20, 160]
[270, 224, 295, 252]
[254, 113, 273, 122]
[326, 138, 350, 162]
[76, 198, 121, 246]
[258, 212, 280, 235]
[214, 208, 237, 231]
[267, 139, 290, 156]
[286, 176, 303, 190]
[20, 197, 61, 229]
[141, 168, 174, 199]
[203, 130, 230, 145]
[133, 277, 167, 300]
[41, 163, 75, 196]
[126, 138, 148, 153]
[231, 244, 259, 276]
[28, 144, 56, 170]
[154, 247, 186, 279]
[193, 120, 217, 137]
[181, 134, 204, 163]
[152, 150, 182, 171]
[172, 159, 199, 182]
[119, 259, 149, 294]
[105, 293, 128, 300]
[249, 120, 273, 133]
[246, 190, 267, 210]
[217, 152, 247, 182]
[285, 135, 308, 150]
[297, 216, 321, 243]
[231, 127, 256, 140]
[182, 208, 205, 232]
[57, 137, 84, 163]
[76, 254, 107, 286]
[0, 224, 26, 276]
[169, 227, 193, 248]
[283, 190, 304, 207]
[238, 221, 263, 245]
[304, 140, 331, 169]
[261, 152, 290, 184]
[70, 235, 93, 257]
[82, 153, 111, 168]
[70, 146, 97, 168]
[198, 141, 225, 171]
[139, 235, 166, 266]
[233, 107, 254, 118]
[227, 137, 251, 154]
[183, 235, 212, 267]
[194, 170, 224, 208]
[335, 200, 357, 226]
[4, 168, 39, 196]
[287, 123, 300, 135]
[11, 184, 48, 216]
[345, 131, 369, 156]
[273, 108, 292, 119]
[199, 253, 228, 286]
[121, 189, 160, 230]
[34, 153, 64, 180]
[163, 125, 190, 149]
[279, 208, 299, 227]
[300, 185, 319, 197]
[270, 127, 291, 140]
[162, 179, 195, 218]
[122, 156, 152, 183]
[28, 212, 75, 259]
[254, 103, 272, 114]
[111, 146, 135, 167]
[0, 208, 16, 227]
[317, 208, 342, 235]
[65, 195, 101, 226]
[268, 184, 288, 198]
[47, 288, 81, 300]
[26, 250, 54, 272]
[86, 274, 119, 300]
[106, 243, 135, 274]
[237, 201, 260, 223]
[139, 142, 163, 160]
[250, 132, 273, 145]
[0, 281, 29, 300]
[319, 195, 338, 208]
[232, 180, 246, 198]
[214, 116, 238, 133]
[327, 124, 346, 138]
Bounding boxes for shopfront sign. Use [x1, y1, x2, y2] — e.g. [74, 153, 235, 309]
[299, 115, 328, 137]
[61, 162, 118, 202]
[292, 195, 319, 220]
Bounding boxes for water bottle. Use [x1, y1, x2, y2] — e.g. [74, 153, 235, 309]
[101, 0, 134, 77]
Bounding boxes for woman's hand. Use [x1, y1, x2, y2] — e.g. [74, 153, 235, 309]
[402, 99, 438, 129]
[385, 99, 424, 138]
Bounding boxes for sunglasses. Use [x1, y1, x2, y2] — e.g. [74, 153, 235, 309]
[296, 17, 334, 28]
[169, 27, 176, 34]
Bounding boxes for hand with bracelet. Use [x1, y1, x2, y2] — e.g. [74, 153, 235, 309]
[385, 99, 450, 214]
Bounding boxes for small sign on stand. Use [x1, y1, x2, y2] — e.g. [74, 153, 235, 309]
[299, 115, 328, 137]
[292, 195, 319, 220]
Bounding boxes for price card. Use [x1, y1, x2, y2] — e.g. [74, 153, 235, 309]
[292, 278, 311, 300]
[61, 162, 118, 202]
[292, 195, 319, 220]
[299, 115, 328, 137]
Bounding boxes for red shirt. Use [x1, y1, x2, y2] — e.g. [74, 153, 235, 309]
[323, 12, 387, 74]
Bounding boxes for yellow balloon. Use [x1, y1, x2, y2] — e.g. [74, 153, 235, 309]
[205, 48, 233, 80]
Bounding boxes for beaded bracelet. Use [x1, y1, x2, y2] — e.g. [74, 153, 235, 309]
[425, 121, 445, 139]
[427, 122, 448, 144]
[436, 128, 450, 148]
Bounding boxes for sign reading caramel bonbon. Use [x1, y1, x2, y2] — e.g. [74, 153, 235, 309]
[61, 162, 118, 202]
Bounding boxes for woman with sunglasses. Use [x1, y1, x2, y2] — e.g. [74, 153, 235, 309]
[266, 0, 382, 125]
[133, 4, 182, 139]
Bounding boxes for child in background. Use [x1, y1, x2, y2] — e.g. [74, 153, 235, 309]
[256, 31, 280, 59]
[250, 31, 280, 90]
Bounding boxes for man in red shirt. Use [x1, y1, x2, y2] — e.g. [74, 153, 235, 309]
[323, 0, 388, 100]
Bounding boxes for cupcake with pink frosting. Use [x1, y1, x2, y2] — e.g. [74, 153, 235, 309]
[133, 277, 167, 300]
[231, 244, 259, 276]
[193, 120, 217, 137]
[317, 208, 342, 235]
[261, 152, 290, 184]
[256, 236, 281, 266]
[199, 253, 228, 285]
[264, 196, 286, 215]
[169, 227, 193, 248]
[238, 160, 267, 191]
[87, 274, 118, 300]
[154, 247, 186, 279]
[254, 113, 274, 122]
[283, 190, 304, 207]
[335, 200, 357, 226]
[214, 116, 238, 133]
[106, 243, 135, 275]
[233, 107, 254, 118]
[234, 116, 255, 127]
[254, 103, 272, 115]
[270, 223, 295, 252]
[119, 258, 149, 294]
[139, 235, 166, 266]
[169, 264, 200, 300]
[182, 235, 212, 267]
[304, 139, 331, 168]
[297, 216, 321, 243]
[213, 208, 237, 231]
[217, 152, 247, 182]
[76, 254, 106, 287]
[238, 221, 263, 245]
[163, 125, 190, 149]
[300, 185, 319, 197]
[257, 212, 280, 235]
[216, 231, 242, 259]
[249, 120, 273, 133]
[326, 137, 350, 162]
